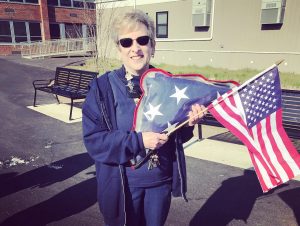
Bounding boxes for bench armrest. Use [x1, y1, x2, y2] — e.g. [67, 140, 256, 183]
[33, 79, 54, 88]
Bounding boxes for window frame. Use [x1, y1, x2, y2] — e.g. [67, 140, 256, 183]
[0, 20, 42, 44]
[0, 0, 39, 4]
[156, 11, 168, 38]
[47, 0, 96, 9]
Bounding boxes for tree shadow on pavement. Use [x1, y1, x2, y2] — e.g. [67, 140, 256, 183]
[189, 169, 262, 226]
[0, 153, 94, 198]
[278, 187, 300, 226]
[0, 177, 97, 226]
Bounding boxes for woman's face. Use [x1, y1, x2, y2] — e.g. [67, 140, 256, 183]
[117, 23, 154, 76]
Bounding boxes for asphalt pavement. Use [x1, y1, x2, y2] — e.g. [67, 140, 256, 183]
[0, 55, 300, 226]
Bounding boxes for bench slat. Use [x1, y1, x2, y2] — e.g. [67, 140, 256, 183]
[33, 67, 97, 120]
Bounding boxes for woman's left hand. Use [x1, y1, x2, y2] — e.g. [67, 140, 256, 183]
[187, 104, 207, 126]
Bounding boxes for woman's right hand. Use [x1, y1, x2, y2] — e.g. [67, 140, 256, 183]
[142, 132, 169, 150]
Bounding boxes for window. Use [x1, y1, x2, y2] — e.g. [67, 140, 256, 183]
[0, 21, 12, 43]
[0, 0, 38, 2]
[48, 0, 59, 6]
[50, 23, 60, 39]
[85, 0, 95, 9]
[60, 0, 71, 7]
[25, 0, 39, 3]
[156, 11, 168, 38]
[65, 23, 82, 38]
[87, 24, 96, 37]
[29, 22, 42, 41]
[47, 0, 95, 9]
[13, 21, 27, 43]
[73, 0, 84, 8]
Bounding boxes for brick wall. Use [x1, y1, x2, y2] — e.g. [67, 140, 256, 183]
[0, 2, 96, 55]
[48, 7, 96, 25]
[0, 2, 41, 21]
[0, 45, 22, 55]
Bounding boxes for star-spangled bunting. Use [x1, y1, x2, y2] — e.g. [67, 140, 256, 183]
[133, 68, 238, 133]
[208, 66, 300, 192]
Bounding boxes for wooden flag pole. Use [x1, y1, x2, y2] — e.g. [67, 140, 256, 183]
[164, 60, 285, 137]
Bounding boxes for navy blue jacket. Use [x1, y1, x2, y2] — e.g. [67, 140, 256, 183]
[82, 67, 193, 226]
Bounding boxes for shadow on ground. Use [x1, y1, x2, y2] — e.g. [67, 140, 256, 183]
[0, 177, 97, 226]
[278, 187, 300, 226]
[189, 169, 262, 226]
[0, 153, 94, 198]
[0, 153, 98, 226]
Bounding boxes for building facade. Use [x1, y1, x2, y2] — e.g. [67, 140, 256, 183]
[0, 0, 96, 55]
[98, 0, 300, 73]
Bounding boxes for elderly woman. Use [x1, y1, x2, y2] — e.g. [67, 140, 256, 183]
[82, 10, 205, 226]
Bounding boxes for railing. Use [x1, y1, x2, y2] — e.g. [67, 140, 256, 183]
[20, 37, 96, 59]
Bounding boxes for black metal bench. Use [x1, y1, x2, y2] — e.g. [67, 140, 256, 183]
[198, 89, 300, 140]
[33, 67, 98, 120]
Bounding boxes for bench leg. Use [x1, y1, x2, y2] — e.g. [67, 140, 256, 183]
[198, 124, 203, 140]
[55, 95, 60, 104]
[69, 99, 74, 121]
[33, 89, 37, 107]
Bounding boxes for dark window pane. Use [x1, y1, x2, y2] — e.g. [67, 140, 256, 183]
[0, 36, 12, 43]
[13, 22, 26, 36]
[30, 36, 42, 41]
[29, 23, 41, 36]
[50, 23, 60, 39]
[157, 25, 167, 37]
[65, 23, 82, 38]
[25, 0, 38, 3]
[15, 36, 28, 43]
[0, 21, 11, 36]
[48, 0, 58, 6]
[73, 0, 84, 8]
[60, 0, 71, 7]
[10, 0, 23, 2]
[86, 2, 95, 9]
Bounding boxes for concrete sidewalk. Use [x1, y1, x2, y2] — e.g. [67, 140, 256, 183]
[186, 125, 300, 182]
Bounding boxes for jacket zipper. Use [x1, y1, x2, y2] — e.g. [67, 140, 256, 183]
[95, 77, 127, 224]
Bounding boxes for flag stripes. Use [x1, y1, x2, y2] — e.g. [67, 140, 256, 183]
[208, 67, 300, 192]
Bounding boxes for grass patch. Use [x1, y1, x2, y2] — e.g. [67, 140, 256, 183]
[154, 63, 300, 90]
[69, 58, 300, 90]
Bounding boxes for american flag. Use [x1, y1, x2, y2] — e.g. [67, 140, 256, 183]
[208, 66, 300, 192]
[133, 68, 238, 133]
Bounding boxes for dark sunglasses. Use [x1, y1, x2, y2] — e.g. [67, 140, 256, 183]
[118, 36, 150, 48]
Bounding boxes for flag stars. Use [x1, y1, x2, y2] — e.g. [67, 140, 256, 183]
[144, 103, 163, 121]
[170, 86, 189, 105]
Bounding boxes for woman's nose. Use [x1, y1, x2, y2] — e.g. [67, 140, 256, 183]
[131, 40, 141, 51]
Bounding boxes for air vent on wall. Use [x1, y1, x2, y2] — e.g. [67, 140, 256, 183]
[192, 0, 212, 27]
[260, 0, 286, 24]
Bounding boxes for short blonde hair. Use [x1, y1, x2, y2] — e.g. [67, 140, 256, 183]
[111, 10, 155, 47]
